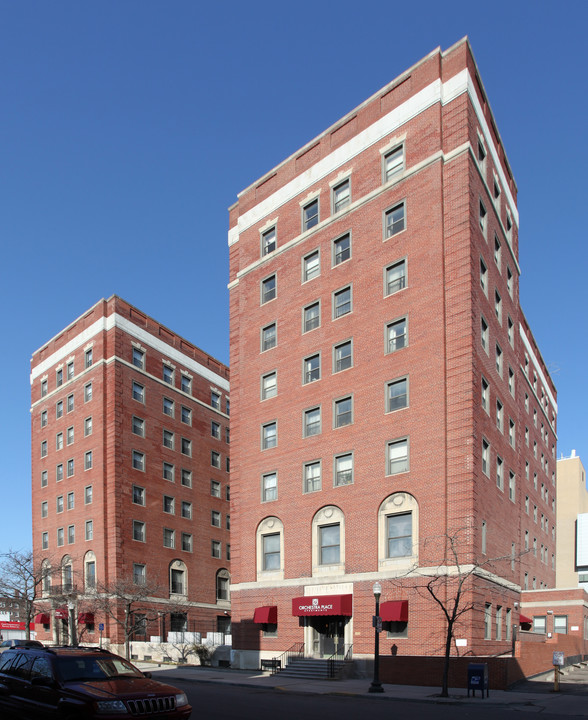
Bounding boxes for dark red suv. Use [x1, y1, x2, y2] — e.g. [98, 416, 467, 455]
[0, 645, 192, 719]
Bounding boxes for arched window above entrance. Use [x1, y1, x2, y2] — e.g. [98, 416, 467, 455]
[312, 506, 345, 577]
[378, 493, 419, 570]
[256, 517, 284, 581]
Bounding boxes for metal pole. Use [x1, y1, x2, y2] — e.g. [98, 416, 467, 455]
[369, 583, 384, 693]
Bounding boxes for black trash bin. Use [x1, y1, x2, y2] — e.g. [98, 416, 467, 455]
[467, 663, 489, 697]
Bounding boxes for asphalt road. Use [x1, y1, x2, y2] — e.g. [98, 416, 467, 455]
[169, 677, 572, 720]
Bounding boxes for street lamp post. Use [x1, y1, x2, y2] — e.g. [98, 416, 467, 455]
[369, 581, 384, 693]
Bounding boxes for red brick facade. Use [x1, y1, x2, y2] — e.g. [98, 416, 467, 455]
[31, 296, 230, 648]
[228, 40, 557, 668]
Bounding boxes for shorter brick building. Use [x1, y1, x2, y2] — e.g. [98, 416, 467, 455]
[30, 296, 230, 653]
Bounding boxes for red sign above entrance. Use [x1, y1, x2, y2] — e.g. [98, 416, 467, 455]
[292, 594, 352, 616]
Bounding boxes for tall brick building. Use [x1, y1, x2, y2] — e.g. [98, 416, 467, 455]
[31, 296, 230, 650]
[228, 39, 557, 668]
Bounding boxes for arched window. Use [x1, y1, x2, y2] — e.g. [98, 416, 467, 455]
[216, 568, 230, 602]
[61, 555, 73, 593]
[378, 493, 419, 569]
[84, 551, 96, 591]
[312, 506, 345, 576]
[256, 517, 284, 581]
[169, 559, 187, 596]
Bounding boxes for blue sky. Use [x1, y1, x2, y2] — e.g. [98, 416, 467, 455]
[1, 1, 586, 553]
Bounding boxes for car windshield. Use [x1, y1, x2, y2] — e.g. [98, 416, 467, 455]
[57, 656, 144, 682]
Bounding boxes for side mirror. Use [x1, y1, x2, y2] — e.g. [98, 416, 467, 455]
[143, 672, 152, 679]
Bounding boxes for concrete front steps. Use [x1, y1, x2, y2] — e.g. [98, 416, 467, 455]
[278, 656, 346, 680]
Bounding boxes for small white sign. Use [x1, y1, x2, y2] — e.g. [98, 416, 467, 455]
[571, 626, 579, 632]
[455, 638, 467, 647]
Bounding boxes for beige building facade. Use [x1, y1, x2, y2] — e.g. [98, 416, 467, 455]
[556, 452, 588, 589]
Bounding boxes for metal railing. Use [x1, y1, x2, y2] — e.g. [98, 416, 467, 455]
[271, 642, 304, 676]
[327, 643, 353, 679]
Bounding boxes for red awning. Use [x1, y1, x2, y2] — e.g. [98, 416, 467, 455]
[55, 607, 69, 620]
[253, 606, 277, 624]
[292, 594, 353, 617]
[519, 614, 532, 624]
[78, 613, 95, 624]
[34, 613, 50, 625]
[380, 600, 408, 622]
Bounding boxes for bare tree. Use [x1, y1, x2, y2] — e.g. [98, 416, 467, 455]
[0, 549, 52, 640]
[90, 578, 164, 658]
[398, 529, 523, 698]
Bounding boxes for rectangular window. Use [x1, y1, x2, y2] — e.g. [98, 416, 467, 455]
[482, 520, 487, 555]
[507, 266, 513, 297]
[85, 520, 93, 541]
[182, 533, 193, 552]
[481, 377, 489, 412]
[132, 416, 144, 436]
[387, 512, 412, 557]
[384, 145, 404, 181]
[484, 603, 492, 639]
[67, 525, 75, 544]
[302, 198, 319, 231]
[84, 451, 92, 470]
[67, 394, 74, 413]
[211, 421, 221, 439]
[84, 382, 92, 402]
[263, 533, 280, 570]
[132, 382, 144, 402]
[332, 179, 350, 213]
[508, 367, 515, 396]
[479, 200, 487, 237]
[163, 365, 174, 385]
[333, 286, 352, 318]
[496, 399, 503, 432]
[496, 344, 503, 376]
[480, 257, 487, 294]
[84, 416, 93, 436]
[181, 375, 191, 395]
[262, 422, 277, 450]
[132, 348, 145, 369]
[509, 472, 516, 502]
[181, 501, 192, 519]
[261, 226, 276, 256]
[211, 479, 221, 497]
[261, 371, 277, 400]
[509, 419, 516, 448]
[303, 354, 320, 384]
[163, 528, 175, 548]
[303, 250, 320, 282]
[261, 323, 277, 351]
[56, 464, 63, 482]
[66, 426, 74, 445]
[163, 397, 174, 417]
[133, 485, 145, 505]
[163, 462, 174, 481]
[41, 470, 48, 487]
[334, 396, 352, 428]
[56, 400, 63, 418]
[211, 510, 221, 527]
[84, 486, 92, 504]
[163, 495, 175, 514]
[211, 540, 222, 559]
[262, 472, 277, 502]
[334, 340, 352, 373]
[481, 316, 488, 351]
[181, 469, 192, 487]
[132, 451, 145, 471]
[333, 233, 351, 266]
[163, 430, 174, 449]
[508, 316, 514, 347]
[533, 616, 546, 633]
[387, 377, 408, 412]
[319, 524, 340, 564]
[57, 528, 64, 547]
[494, 234, 502, 269]
[304, 461, 321, 493]
[482, 439, 489, 475]
[182, 438, 192, 456]
[41, 440, 48, 457]
[261, 274, 276, 303]
[334, 453, 353, 486]
[41, 378, 48, 396]
[496, 456, 503, 490]
[133, 563, 146, 585]
[303, 302, 320, 332]
[304, 406, 321, 437]
[211, 450, 220, 467]
[56, 432, 63, 450]
[42, 532, 48, 549]
[387, 317, 407, 353]
[65, 361, 74, 380]
[386, 259, 406, 295]
[385, 202, 405, 238]
[67, 459, 74, 477]
[388, 438, 409, 475]
[554, 615, 568, 634]
[181, 406, 192, 425]
[56, 495, 64, 513]
[496, 606, 502, 640]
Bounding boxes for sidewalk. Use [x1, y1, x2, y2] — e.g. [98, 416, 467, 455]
[136, 662, 588, 716]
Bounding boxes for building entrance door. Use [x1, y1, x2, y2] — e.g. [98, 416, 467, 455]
[309, 617, 346, 658]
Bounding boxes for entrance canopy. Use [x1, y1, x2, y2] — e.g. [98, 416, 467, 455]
[380, 600, 408, 622]
[34, 613, 50, 625]
[78, 613, 95, 624]
[519, 614, 532, 625]
[292, 594, 352, 617]
[253, 606, 277, 624]
[55, 607, 68, 620]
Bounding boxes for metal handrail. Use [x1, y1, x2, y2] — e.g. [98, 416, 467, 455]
[327, 643, 353, 678]
[271, 641, 304, 675]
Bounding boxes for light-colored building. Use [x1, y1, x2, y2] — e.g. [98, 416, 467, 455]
[556, 451, 588, 589]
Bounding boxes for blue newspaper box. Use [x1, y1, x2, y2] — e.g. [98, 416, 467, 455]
[467, 663, 489, 697]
